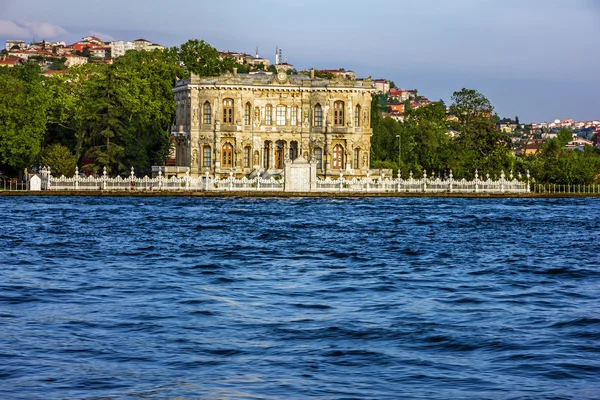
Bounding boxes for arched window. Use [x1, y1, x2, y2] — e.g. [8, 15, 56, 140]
[203, 102, 212, 125]
[222, 143, 233, 168]
[243, 146, 251, 168]
[223, 98, 234, 124]
[265, 105, 273, 125]
[355, 105, 361, 127]
[314, 104, 323, 127]
[353, 148, 360, 169]
[203, 145, 212, 167]
[276, 105, 286, 126]
[333, 144, 344, 169]
[314, 147, 323, 170]
[334, 101, 344, 126]
[291, 106, 298, 126]
[244, 102, 251, 126]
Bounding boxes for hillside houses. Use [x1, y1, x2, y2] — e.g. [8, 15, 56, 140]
[2, 36, 166, 71]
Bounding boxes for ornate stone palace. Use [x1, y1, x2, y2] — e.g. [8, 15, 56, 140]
[167, 69, 373, 178]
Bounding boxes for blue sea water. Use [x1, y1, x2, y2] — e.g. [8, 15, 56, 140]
[0, 196, 599, 399]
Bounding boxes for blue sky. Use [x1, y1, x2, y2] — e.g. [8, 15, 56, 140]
[1, 0, 599, 123]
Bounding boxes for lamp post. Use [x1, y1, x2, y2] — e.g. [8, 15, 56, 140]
[395, 134, 401, 166]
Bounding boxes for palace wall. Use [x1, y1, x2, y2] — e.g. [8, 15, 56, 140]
[170, 71, 373, 178]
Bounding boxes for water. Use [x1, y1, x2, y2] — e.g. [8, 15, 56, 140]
[1, 196, 599, 399]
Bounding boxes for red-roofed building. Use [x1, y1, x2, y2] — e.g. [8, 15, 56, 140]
[389, 88, 410, 102]
[388, 103, 405, 114]
[82, 36, 105, 45]
[0, 56, 25, 68]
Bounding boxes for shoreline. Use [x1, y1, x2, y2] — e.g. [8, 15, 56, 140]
[1, 190, 599, 199]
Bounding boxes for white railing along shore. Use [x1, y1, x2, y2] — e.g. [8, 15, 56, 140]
[37, 167, 538, 194]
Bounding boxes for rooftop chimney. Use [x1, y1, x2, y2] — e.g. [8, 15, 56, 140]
[310, 69, 315, 79]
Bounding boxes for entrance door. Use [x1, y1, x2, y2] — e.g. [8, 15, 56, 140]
[289, 141, 298, 161]
[333, 144, 344, 169]
[275, 140, 285, 169]
[222, 143, 233, 168]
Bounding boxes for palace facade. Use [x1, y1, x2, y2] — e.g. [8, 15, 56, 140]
[168, 69, 373, 178]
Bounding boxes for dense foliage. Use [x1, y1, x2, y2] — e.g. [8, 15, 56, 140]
[371, 89, 600, 184]
[0, 40, 235, 177]
[1, 41, 599, 184]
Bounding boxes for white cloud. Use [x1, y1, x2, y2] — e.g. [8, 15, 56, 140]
[0, 20, 67, 39]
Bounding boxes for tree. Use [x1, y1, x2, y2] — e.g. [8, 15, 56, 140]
[179, 39, 226, 76]
[403, 102, 450, 173]
[449, 88, 494, 134]
[40, 143, 76, 177]
[556, 127, 573, 146]
[0, 63, 50, 175]
[49, 57, 67, 70]
[449, 88, 512, 177]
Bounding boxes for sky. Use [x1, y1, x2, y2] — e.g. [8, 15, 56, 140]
[1, 0, 599, 123]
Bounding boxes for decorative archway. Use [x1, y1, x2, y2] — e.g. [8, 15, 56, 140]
[222, 143, 233, 168]
[332, 144, 344, 169]
[275, 140, 286, 169]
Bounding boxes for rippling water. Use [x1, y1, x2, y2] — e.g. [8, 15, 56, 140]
[1, 196, 599, 399]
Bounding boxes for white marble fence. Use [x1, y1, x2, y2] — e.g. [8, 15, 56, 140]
[41, 166, 531, 194]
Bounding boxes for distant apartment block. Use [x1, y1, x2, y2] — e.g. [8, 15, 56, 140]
[372, 79, 390, 94]
[133, 39, 166, 52]
[5, 40, 26, 51]
[109, 41, 136, 58]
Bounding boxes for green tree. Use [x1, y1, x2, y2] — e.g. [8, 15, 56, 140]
[179, 39, 226, 76]
[556, 127, 573, 146]
[0, 63, 50, 175]
[40, 143, 76, 177]
[450, 88, 512, 177]
[449, 88, 494, 135]
[111, 48, 181, 172]
[403, 102, 450, 173]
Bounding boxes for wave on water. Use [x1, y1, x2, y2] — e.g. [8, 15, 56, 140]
[0, 197, 599, 399]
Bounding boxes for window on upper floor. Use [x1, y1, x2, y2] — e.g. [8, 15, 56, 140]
[203, 102, 212, 125]
[291, 106, 298, 126]
[223, 98, 234, 124]
[276, 105, 287, 126]
[265, 105, 273, 125]
[244, 102, 251, 126]
[334, 101, 344, 126]
[314, 104, 323, 127]
[355, 105, 361, 127]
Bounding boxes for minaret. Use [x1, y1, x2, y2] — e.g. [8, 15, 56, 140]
[275, 46, 279, 65]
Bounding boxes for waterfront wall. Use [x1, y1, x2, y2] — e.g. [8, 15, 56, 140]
[40, 167, 531, 194]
